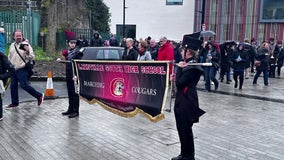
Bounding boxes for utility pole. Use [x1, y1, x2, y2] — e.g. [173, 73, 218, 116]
[201, 0, 205, 30]
[26, 0, 32, 44]
[122, 0, 126, 38]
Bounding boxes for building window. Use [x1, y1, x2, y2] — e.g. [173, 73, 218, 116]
[260, 0, 284, 22]
[166, 0, 183, 5]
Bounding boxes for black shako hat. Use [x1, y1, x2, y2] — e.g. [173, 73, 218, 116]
[65, 30, 77, 43]
[182, 32, 202, 51]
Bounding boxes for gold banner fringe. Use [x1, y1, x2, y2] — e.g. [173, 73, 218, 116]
[80, 95, 165, 123]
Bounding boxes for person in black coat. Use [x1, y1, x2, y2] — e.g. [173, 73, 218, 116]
[109, 33, 119, 46]
[220, 43, 233, 84]
[253, 41, 270, 86]
[90, 31, 103, 47]
[148, 39, 160, 61]
[122, 38, 138, 60]
[230, 43, 248, 90]
[57, 31, 83, 118]
[0, 53, 15, 120]
[199, 41, 221, 91]
[243, 39, 256, 78]
[172, 35, 205, 160]
[76, 34, 89, 48]
[276, 40, 284, 77]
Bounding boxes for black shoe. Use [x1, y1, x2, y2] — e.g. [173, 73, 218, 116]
[172, 155, 194, 160]
[172, 155, 183, 160]
[68, 112, 79, 118]
[215, 83, 219, 90]
[62, 111, 71, 116]
[234, 83, 238, 88]
[226, 81, 230, 84]
[5, 104, 18, 110]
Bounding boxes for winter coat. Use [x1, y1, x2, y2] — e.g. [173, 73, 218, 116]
[255, 47, 270, 71]
[174, 47, 182, 63]
[220, 46, 233, 71]
[200, 46, 220, 69]
[109, 37, 119, 46]
[230, 46, 248, 71]
[243, 43, 256, 68]
[157, 42, 174, 74]
[277, 47, 284, 67]
[90, 33, 103, 47]
[122, 47, 138, 60]
[0, 54, 15, 88]
[8, 41, 34, 70]
[137, 51, 152, 61]
[0, 33, 5, 54]
[64, 47, 82, 79]
[76, 39, 89, 48]
[148, 44, 159, 60]
[174, 57, 205, 123]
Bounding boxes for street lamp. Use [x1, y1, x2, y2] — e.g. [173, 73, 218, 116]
[26, 0, 32, 44]
[197, 0, 206, 31]
[201, 0, 205, 28]
[122, 0, 127, 38]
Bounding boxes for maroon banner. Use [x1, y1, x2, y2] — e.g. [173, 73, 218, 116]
[73, 60, 169, 122]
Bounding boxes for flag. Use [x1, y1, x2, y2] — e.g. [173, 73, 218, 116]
[73, 60, 170, 122]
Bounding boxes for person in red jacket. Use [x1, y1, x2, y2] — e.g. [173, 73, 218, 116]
[157, 36, 174, 74]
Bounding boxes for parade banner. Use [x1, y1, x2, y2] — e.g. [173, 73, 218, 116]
[73, 60, 169, 122]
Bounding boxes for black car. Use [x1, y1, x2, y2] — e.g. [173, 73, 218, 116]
[79, 47, 124, 60]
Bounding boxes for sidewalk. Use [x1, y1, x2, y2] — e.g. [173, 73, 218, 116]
[197, 73, 284, 103]
[0, 74, 284, 160]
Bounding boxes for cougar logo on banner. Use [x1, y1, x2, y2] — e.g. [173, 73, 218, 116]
[110, 78, 124, 97]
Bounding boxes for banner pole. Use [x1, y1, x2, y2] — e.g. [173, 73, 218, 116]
[166, 60, 175, 113]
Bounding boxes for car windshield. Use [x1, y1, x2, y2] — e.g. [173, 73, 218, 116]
[97, 49, 120, 60]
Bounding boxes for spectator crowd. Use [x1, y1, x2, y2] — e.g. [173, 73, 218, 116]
[78, 31, 284, 93]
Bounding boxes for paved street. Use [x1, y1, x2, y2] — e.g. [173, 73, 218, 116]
[0, 73, 284, 160]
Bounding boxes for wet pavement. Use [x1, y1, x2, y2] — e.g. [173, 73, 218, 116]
[0, 72, 284, 160]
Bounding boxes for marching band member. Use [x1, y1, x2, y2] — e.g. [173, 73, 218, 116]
[172, 33, 206, 160]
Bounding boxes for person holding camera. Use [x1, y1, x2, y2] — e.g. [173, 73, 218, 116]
[6, 29, 44, 109]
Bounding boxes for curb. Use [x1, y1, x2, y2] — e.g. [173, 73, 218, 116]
[197, 88, 284, 104]
[31, 76, 284, 104]
[30, 76, 66, 81]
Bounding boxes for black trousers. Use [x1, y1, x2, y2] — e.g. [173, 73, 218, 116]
[0, 98, 2, 118]
[277, 66, 282, 76]
[269, 64, 276, 78]
[66, 77, 79, 113]
[174, 108, 195, 158]
[250, 57, 255, 72]
[233, 71, 244, 88]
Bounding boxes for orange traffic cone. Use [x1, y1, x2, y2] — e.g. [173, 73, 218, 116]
[45, 71, 57, 99]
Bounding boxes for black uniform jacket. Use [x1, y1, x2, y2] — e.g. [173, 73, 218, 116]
[174, 59, 206, 123]
[0, 54, 15, 86]
[66, 47, 83, 79]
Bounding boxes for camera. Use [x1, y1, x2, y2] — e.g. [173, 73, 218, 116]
[19, 43, 29, 51]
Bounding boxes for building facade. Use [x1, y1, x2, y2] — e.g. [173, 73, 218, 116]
[103, 0, 195, 41]
[194, 0, 284, 44]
